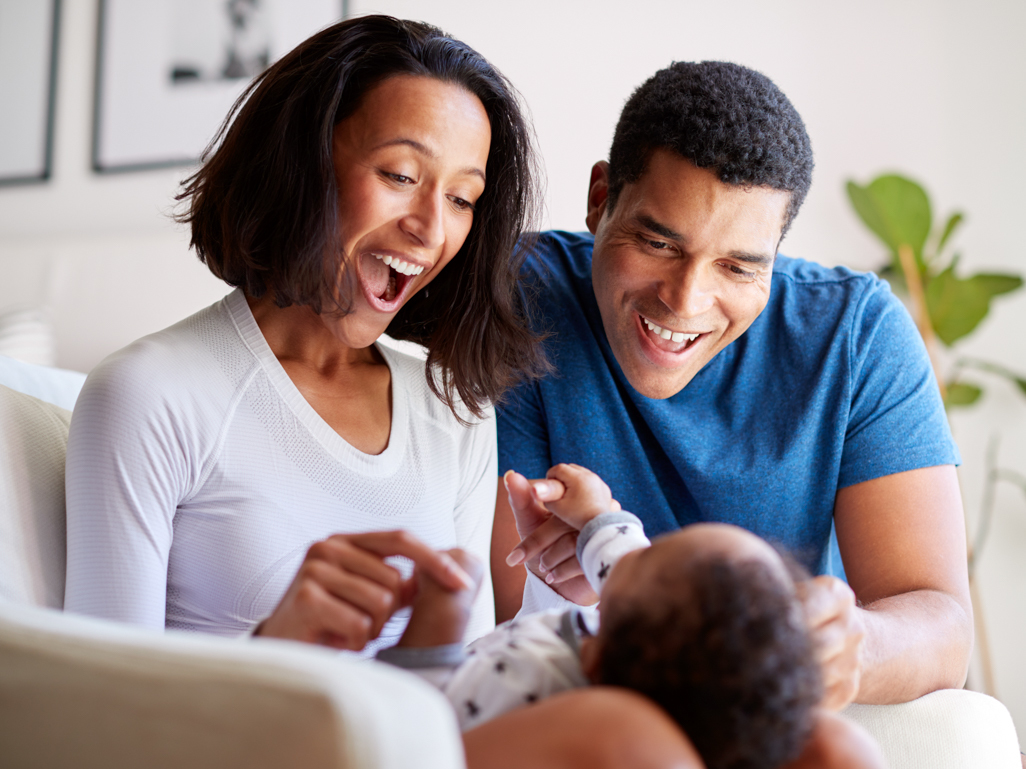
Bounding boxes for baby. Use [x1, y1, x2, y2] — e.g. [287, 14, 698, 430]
[378, 464, 881, 769]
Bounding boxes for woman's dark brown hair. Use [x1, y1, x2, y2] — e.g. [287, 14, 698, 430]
[177, 15, 545, 420]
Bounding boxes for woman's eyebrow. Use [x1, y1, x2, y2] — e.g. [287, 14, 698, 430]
[373, 138, 485, 181]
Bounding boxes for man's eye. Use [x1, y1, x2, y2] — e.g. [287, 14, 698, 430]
[726, 263, 756, 278]
[647, 239, 670, 251]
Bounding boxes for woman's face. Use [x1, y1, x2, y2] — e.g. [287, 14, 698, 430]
[329, 74, 491, 348]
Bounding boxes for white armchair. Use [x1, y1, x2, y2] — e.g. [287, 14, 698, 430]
[0, 358, 1021, 769]
[0, 376, 466, 769]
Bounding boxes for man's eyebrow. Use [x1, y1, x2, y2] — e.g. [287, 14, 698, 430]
[635, 215, 684, 241]
[728, 251, 775, 265]
[373, 138, 486, 181]
[636, 214, 774, 264]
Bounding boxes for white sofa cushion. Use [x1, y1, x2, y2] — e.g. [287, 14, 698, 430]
[0, 308, 56, 367]
[0, 600, 467, 769]
[845, 689, 1022, 768]
[0, 384, 70, 608]
[0, 354, 86, 411]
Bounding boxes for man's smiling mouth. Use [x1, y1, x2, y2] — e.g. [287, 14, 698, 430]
[640, 315, 702, 351]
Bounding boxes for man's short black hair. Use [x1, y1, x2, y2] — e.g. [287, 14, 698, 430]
[596, 554, 822, 769]
[608, 61, 814, 238]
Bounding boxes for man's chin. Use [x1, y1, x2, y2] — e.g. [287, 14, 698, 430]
[619, 356, 697, 400]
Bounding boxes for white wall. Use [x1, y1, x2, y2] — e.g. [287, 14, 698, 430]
[2, 0, 1024, 736]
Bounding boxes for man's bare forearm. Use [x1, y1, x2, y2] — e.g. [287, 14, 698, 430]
[855, 588, 973, 704]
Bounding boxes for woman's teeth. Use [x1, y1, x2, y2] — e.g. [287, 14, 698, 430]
[374, 254, 424, 276]
[643, 317, 699, 344]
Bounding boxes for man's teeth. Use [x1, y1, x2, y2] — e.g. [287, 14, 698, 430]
[374, 254, 425, 276]
[643, 317, 699, 344]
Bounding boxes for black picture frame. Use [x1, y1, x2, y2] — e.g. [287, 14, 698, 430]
[92, 0, 345, 174]
[0, 0, 61, 186]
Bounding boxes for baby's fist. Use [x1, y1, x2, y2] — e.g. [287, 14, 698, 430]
[543, 464, 616, 530]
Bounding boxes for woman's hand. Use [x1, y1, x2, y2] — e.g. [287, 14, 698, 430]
[255, 530, 474, 651]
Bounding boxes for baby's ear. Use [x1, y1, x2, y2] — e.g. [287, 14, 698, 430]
[579, 636, 603, 684]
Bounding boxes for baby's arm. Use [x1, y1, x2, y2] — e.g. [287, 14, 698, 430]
[376, 548, 482, 687]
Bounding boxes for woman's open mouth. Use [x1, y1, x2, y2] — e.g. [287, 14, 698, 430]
[360, 252, 427, 311]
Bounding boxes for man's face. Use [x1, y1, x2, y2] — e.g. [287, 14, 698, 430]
[586, 150, 790, 399]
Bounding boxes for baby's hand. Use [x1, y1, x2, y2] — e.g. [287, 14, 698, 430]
[397, 548, 484, 648]
[540, 463, 616, 530]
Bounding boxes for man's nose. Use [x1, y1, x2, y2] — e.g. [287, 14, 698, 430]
[661, 261, 715, 318]
[400, 188, 446, 250]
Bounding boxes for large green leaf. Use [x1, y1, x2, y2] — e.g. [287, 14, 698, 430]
[945, 381, 982, 407]
[973, 273, 1023, 297]
[847, 182, 894, 251]
[926, 267, 1023, 345]
[846, 175, 933, 268]
[935, 212, 964, 258]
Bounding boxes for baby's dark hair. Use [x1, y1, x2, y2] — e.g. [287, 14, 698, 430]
[595, 553, 821, 769]
[608, 61, 813, 238]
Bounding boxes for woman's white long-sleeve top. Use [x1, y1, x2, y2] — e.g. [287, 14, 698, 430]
[65, 289, 497, 654]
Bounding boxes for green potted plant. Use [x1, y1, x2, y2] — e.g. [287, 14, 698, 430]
[846, 173, 1026, 696]
[846, 173, 1025, 405]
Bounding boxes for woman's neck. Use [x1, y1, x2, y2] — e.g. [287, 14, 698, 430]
[247, 292, 379, 373]
[246, 291, 393, 455]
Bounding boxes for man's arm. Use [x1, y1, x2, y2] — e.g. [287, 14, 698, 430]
[814, 464, 972, 706]
[491, 481, 528, 623]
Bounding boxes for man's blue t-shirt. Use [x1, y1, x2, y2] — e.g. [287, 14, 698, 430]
[496, 231, 960, 574]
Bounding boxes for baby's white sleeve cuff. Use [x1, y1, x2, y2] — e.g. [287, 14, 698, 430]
[518, 569, 581, 617]
[577, 512, 650, 594]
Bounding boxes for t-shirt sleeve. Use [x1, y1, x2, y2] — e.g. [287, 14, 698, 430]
[496, 378, 552, 479]
[453, 405, 499, 643]
[839, 282, 960, 488]
[64, 351, 194, 628]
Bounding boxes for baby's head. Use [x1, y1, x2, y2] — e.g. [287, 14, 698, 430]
[580, 523, 821, 769]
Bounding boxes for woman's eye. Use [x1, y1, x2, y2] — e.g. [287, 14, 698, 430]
[385, 172, 413, 184]
[448, 195, 475, 212]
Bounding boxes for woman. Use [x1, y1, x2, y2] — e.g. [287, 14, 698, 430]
[64, 15, 544, 656]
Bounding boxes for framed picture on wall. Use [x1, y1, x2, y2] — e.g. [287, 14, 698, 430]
[92, 0, 345, 173]
[0, 0, 61, 185]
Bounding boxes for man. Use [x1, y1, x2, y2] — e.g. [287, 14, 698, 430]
[492, 61, 972, 710]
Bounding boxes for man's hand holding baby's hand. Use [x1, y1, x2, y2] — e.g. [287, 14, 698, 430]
[504, 465, 620, 604]
[397, 548, 484, 648]
[800, 575, 866, 710]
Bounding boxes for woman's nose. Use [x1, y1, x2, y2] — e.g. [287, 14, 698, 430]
[400, 189, 446, 250]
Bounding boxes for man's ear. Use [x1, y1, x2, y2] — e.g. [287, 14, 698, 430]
[579, 635, 602, 684]
[585, 161, 610, 235]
